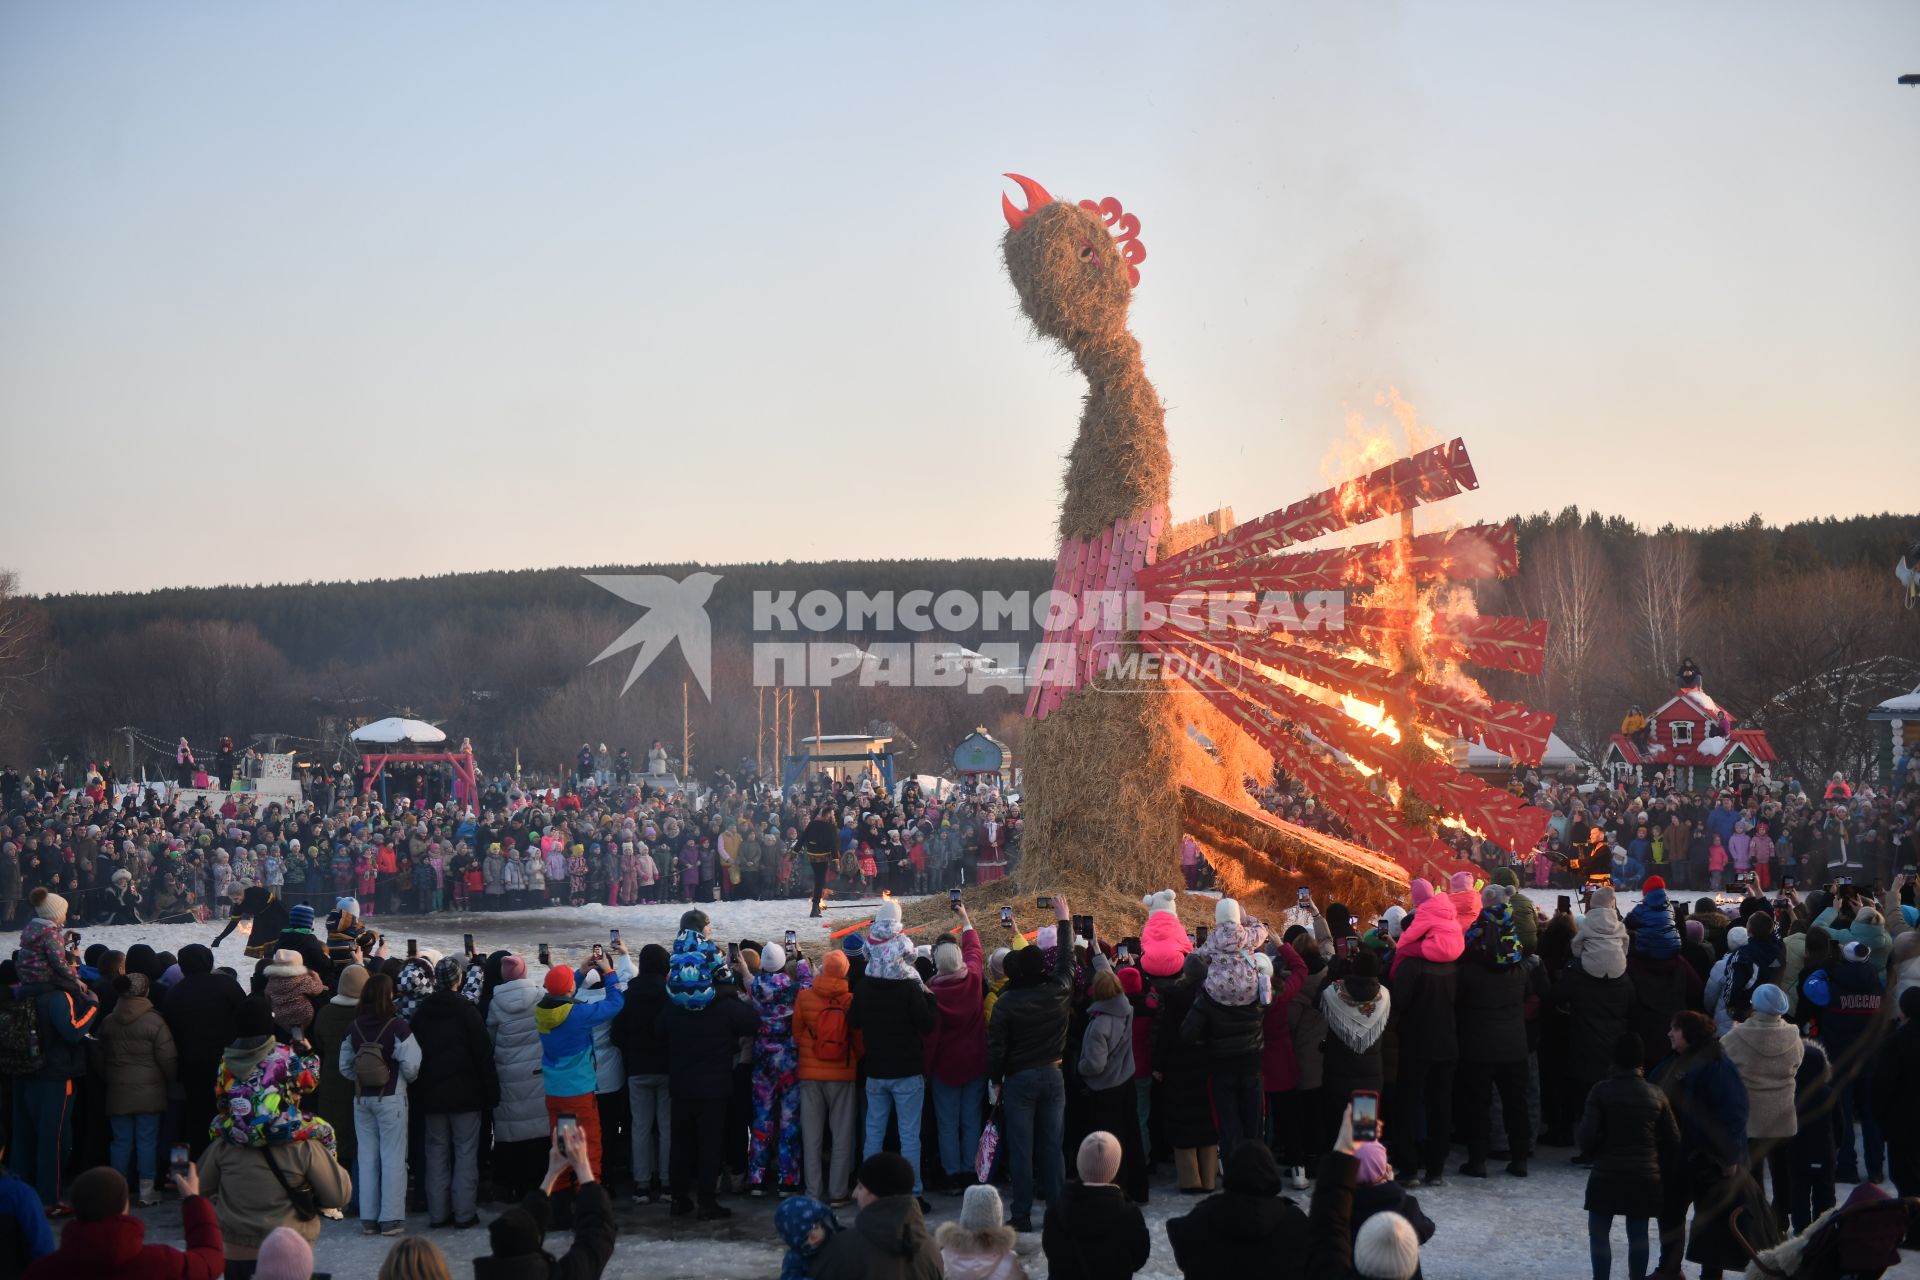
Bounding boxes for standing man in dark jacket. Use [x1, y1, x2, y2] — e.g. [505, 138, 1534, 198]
[799, 808, 840, 919]
[849, 898, 936, 1203]
[412, 957, 499, 1228]
[613, 943, 673, 1203]
[1179, 964, 1266, 1159]
[1578, 1033, 1679, 1280]
[1808, 940, 1886, 1184]
[10, 979, 96, 1209]
[1456, 893, 1532, 1178]
[1870, 986, 1920, 1245]
[656, 934, 758, 1220]
[1386, 935, 1458, 1186]
[159, 943, 246, 1160]
[987, 892, 1074, 1232]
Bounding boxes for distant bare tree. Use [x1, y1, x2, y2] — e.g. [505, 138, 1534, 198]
[0, 570, 50, 732]
[1629, 532, 1700, 682]
[1514, 523, 1620, 760]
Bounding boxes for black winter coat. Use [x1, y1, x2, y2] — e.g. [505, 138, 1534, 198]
[1577, 1066, 1679, 1218]
[162, 970, 248, 1071]
[655, 996, 759, 1100]
[1870, 1018, 1920, 1146]
[410, 989, 500, 1114]
[1041, 1182, 1151, 1280]
[1388, 955, 1458, 1062]
[987, 939, 1076, 1083]
[1553, 964, 1635, 1087]
[1626, 954, 1701, 1072]
[1181, 990, 1264, 1071]
[1151, 976, 1218, 1150]
[1455, 959, 1528, 1065]
[809, 1194, 944, 1280]
[1350, 1177, 1435, 1245]
[470, 1183, 617, 1280]
[611, 973, 670, 1076]
[848, 975, 935, 1080]
[1317, 977, 1387, 1099]
[1167, 1188, 1307, 1278]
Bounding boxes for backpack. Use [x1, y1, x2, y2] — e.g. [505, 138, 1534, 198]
[813, 997, 851, 1066]
[0, 1001, 45, 1076]
[352, 1019, 397, 1094]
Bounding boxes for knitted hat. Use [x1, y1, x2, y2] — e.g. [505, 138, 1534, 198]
[876, 897, 903, 925]
[1117, 966, 1142, 996]
[434, 957, 464, 991]
[29, 887, 67, 924]
[1215, 897, 1243, 926]
[1383, 904, 1406, 936]
[253, 1226, 315, 1280]
[335, 896, 361, 917]
[1354, 1211, 1420, 1279]
[1450, 871, 1473, 892]
[933, 941, 964, 976]
[760, 943, 786, 975]
[1727, 926, 1750, 952]
[841, 932, 867, 956]
[1684, 919, 1705, 943]
[500, 955, 528, 982]
[1354, 1140, 1392, 1185]
[1409, 878, 1434, 907]
[958, 1182, 1004, 1232]
[1076, 1131, 1122, 1185]
[1752, 983, 1789, 1017]
[855, 1151, 915, 1198]
[336, 964, 369, 1001]
[544, 966, 576, 997]
[287, 903, 315, 931]
[1643, 875, 1666, 893]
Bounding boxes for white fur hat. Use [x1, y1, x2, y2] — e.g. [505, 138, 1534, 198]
[876, 897, 902, 925]
[760, 943, 786, 974]
[1354, 1210, 1420, 1279]
[1142, 889, 1179, 917]
[1215, 897, 1242, 927]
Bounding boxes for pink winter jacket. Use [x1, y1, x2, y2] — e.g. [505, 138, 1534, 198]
[1260, 948, 1308, 1091]
[1391, 893, 1465, 977]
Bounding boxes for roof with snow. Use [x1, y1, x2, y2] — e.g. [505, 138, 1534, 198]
[1870, 686, 1920, 718]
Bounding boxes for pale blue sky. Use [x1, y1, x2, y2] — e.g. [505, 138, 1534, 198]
[2, 2, 1915, 595]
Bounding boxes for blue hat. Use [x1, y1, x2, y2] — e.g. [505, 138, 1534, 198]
[288, 903, 315, 931]
[1752, 984, 1789, 1017]
[841, 932, 867, 955]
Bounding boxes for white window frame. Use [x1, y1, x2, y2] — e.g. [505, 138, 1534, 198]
[1669, 720, 1694, 746]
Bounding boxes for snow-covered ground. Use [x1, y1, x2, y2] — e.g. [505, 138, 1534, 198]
[62, 882, 1912, 1277]
[116, 1158, 1920, 1279]
[32, 886, 1672, 975]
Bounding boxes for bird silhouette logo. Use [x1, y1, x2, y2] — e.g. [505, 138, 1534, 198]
[585, 572, 722, 698]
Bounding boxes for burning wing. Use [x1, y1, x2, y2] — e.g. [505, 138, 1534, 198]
[1144, 438, 1554, 885]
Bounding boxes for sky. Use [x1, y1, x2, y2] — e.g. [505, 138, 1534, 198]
[2, 2, 1916, 597]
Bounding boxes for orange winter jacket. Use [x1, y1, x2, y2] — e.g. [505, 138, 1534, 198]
[795, 954, 863, 1082]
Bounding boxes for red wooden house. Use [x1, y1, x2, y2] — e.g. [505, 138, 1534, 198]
[1604, 685, 1776, 791]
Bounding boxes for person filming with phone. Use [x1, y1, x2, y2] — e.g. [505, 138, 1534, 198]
[986, 891, 1075, 1232]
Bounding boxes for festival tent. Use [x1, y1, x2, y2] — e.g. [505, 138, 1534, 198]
[349, 716, 447, 745]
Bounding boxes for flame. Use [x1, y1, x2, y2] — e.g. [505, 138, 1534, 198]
[238, 919, 252, 936]
[1339, 695, 1402, 744]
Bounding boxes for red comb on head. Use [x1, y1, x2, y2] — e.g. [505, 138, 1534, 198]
[1002, 173, 1055, 233]
[1080, 196, 1147, 287]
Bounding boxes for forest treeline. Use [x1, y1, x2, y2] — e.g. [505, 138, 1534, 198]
[0, 510, 1913, 788]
